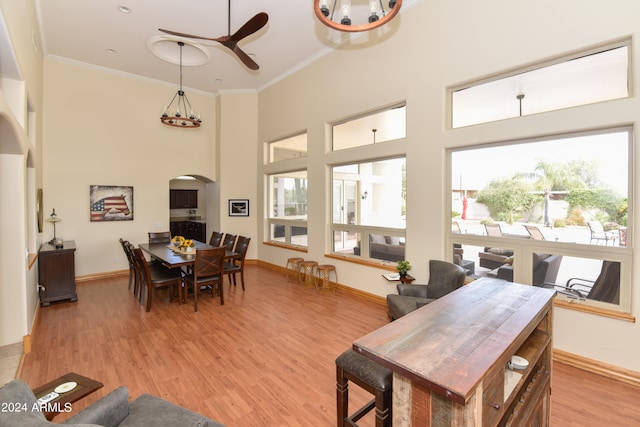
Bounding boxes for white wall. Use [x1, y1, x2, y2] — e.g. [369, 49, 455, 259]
[257, 0, 640, 372]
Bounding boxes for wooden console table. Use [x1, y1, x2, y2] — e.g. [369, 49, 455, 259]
[354, 277, 555, 426]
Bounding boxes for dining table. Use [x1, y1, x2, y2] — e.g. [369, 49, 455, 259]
[139, 240, 237, 268]
[139, 240, 237, 307]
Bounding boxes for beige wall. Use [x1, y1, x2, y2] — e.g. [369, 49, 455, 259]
[257, 0, 640, 372]
[42, 60, 217, 276]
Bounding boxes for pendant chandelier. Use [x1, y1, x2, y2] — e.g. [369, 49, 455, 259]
[314, 0, 402, 32]
[161, 42, 202, 128]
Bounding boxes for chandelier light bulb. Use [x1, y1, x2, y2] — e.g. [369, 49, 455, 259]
[340, 0, 351, 25]
[314, 0, 402, 32]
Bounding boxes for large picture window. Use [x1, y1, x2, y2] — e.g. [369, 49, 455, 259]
[449, 127, 632, 315]
[332, 157, 406, 263]
[267, 171, 308, 247]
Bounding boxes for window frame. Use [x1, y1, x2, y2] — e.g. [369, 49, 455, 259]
[447, 126, 634, 319]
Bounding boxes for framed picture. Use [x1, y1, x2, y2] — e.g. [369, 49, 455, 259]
[90, 185, 134, 222]
[229, 199, 249, 217]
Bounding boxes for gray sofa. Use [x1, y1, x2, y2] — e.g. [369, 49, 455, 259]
[0, 379, 223, 427]
[353, 234, 405, 262]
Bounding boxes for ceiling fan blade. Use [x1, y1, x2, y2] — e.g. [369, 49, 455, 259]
[229, 12, 268, 42]
[158, 28, 218, 42]
[231, 45, 260, 70]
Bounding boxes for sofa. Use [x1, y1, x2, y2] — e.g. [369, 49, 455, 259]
[353, 234, 405, 262]
[0, 379, 224, 427]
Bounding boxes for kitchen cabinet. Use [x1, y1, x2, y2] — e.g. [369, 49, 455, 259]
[170, 189, 198, 209]
[170, 221, 206, 242]
[354, 278, 555, 427]
[38, 241, 77, 306]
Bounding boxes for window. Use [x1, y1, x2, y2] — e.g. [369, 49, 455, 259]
[332, 157, 406, 262]
[449, 127, 632, 315]
[332, 104, 406, 151]
[451, 43, 629, 128]
[268, 133, 307, 163]
[267, 171, 308, 247]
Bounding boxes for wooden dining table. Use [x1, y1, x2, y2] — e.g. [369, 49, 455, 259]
[139, 241, 236, 269]
[139, 241, 236, 308]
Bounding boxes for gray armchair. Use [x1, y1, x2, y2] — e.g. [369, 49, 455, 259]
[386, 260, 466, 320]
[0, 379, 223, 427]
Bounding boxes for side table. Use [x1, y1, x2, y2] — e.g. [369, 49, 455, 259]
[382, 273, 415, 284]
[32, 372, 103, 421]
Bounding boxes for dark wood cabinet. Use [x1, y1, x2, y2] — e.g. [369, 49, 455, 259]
[38, 241, 77, 306]
[170, 189, 198, 209]
[170, 221, 206, 242]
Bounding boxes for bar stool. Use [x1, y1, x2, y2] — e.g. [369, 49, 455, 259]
[315, 264, 337, 294]
[336, 348, 392, 427]
[298, 260, 318, 288]
[285, 257, 304, 283]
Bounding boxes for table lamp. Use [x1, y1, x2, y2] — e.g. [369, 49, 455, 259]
[46, 208, 63, 248]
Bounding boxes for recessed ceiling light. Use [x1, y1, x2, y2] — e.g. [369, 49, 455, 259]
[105, 48, 117, 54]
[248, 53, 256, 58]
[118, 5, 131, 13]
[215, 79, 223, 83]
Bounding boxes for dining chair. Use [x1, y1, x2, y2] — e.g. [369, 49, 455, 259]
[222, 233, 237, 252]
[184, 246, 226, 311]
[225, 236, 251, 290]
[148, 231, 171, 244]
[119, 238, 136, 293]
[209, 231, 224, 246]
[131, 247, 183, 312]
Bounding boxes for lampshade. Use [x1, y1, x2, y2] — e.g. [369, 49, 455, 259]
[314, 0, 402, 32]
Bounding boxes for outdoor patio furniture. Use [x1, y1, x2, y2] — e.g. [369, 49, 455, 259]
[524, 225, 546, 240]
[587, 220, 619, 245]
[542, 260, 620, 304]
[495, 253, 563, 286]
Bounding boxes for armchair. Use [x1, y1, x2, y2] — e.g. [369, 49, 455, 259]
[386, 260, 466, 320]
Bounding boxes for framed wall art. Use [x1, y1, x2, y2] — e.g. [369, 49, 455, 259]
[90, 185, 134, 222]
[228, 199, 249, 217]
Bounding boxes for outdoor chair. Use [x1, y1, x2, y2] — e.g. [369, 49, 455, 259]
[541, 260, 620, 304]
[485, 223, 503, 237]
[587, 221, 619, 245]
[386, 260, 466, 320]
[496, 253, 563, 286]
[524, 225, 546, 240]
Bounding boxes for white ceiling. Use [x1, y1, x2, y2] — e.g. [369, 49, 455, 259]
[33, 0, 415, 94]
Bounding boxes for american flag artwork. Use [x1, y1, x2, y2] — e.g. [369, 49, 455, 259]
[90, 185, 134, 221]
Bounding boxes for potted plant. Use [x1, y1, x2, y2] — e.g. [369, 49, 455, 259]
[396, 260, 412, 282]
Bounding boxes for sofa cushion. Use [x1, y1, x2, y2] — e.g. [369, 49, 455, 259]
[64, 386, 129, 427]
[370, 234, 387, 244]
[119, 394, 223, 427]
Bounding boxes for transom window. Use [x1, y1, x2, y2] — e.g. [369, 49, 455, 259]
[332, 104, 406, 151]
[451, 43, 629, 128]
[267, 133, 307, 163]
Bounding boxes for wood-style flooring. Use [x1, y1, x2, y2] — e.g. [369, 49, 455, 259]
[18, 264, 640, 426]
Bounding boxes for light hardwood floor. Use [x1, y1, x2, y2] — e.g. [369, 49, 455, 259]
[18, 264, 640, 426]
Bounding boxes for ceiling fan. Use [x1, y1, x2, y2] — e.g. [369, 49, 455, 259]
[159, 0, 268, 70]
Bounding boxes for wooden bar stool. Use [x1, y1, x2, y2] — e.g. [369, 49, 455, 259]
[298, 260, 318, 288]
[285, 257, 304, 283]
[315, 264, 337, 294]
[336, 348, 392, 427]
